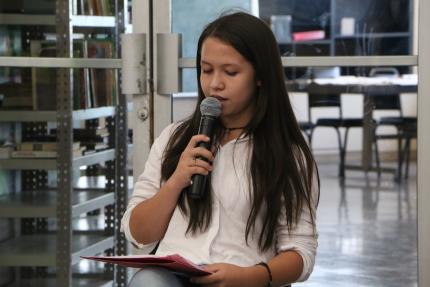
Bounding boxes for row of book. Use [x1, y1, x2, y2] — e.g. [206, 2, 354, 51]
[0, 127, 109, 159]
[0, 0, 113, 16]
[11, 141, 85, 158]
[76, 0, 115, 16]
[0, 141, 82, 159]
[0, 37, 118, 110]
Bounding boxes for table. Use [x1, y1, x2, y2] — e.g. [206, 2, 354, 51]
[287, 76, 418, 174]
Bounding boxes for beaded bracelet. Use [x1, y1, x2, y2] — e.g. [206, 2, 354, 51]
[255, 262, 273, 287]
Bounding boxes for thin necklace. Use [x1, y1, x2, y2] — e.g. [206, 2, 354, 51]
[221, 124, 246, 132]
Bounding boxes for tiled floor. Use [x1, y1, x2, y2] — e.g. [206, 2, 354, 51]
[298, 162, 418, 287]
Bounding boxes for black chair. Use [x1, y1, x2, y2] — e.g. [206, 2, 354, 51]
[307, 93, 364, 178]
[299, 121, 314, 145]
[369, 67, 417, 180]
[400, 121, 417, 179]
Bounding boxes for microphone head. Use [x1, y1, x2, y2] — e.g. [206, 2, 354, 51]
[200, 97, 222, 117]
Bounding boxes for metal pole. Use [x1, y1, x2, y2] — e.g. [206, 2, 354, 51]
[56, 0, 73, 285]
[417, 0, 430, 285]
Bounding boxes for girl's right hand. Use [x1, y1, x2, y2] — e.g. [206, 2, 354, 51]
[169, 134, 215, 191]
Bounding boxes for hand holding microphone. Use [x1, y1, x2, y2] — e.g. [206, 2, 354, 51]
[169, 97, 221, 195]
[170, 134, 215, 191]
[188, 97, 222, 199]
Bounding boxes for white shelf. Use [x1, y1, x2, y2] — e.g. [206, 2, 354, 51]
[0, 107, 116, 122]
[0, 14, 55, 25]
[0, 14, 116, 28]
[71, 15, 116, 27]
[0, 149, 116, 170]
[0, 189, 114, 218]
[0, 233, 113, 267]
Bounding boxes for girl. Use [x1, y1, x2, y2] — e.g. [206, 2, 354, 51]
[121, 11, 319, 287]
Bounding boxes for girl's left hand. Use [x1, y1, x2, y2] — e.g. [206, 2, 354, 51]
[190, 263, 253, 287]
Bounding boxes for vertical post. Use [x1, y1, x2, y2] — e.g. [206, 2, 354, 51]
[56, 0, 73, 286]
[131, 0, 151, 181]
[114, 1, 128, 286]
[418, 0, 430, 285]
[152, 0, 172, 137]
[114, 95, 129, 287]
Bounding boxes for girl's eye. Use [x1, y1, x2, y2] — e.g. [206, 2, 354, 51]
[202, 69, 212, 74]
[226, 71, 238, 76]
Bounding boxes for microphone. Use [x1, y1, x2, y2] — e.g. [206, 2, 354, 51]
[188, 97, 222, 199]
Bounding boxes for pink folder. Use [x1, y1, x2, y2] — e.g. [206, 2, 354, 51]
[81, 254, 212, 277]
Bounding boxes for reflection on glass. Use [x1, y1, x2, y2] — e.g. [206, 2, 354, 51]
[261, 0, 413, 57]
[286, 65, 417, 183]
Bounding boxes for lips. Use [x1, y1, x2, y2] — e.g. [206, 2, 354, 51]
[211, 95, 227, 102]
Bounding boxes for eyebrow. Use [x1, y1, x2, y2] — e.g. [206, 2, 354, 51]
[200, 60, 239, 67]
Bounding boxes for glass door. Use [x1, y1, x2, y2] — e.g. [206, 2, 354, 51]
[130, 0, 429, 286]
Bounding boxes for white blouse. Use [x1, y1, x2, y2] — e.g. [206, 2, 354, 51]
[121, 123, 318, 282]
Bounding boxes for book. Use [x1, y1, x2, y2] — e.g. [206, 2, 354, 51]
[81, 254, 212, 277]
[18, 142, 57, 151]
[17, 142, 81, 151]
[11, 147, 85, 158]
[292, 30, 325, 42]
[87, 39, 116, 107]
[51, 128, 109, 142]
[30, 40, 57, 110]
[73, 39, 92, 109]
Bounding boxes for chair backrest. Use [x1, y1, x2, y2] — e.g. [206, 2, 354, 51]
[369, 67, 399, 78]
[370, 94, 402, 111]
[368, 67, 402, 115]
[308, 93, 342, 122]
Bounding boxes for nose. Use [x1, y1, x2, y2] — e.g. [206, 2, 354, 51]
[210, 72, 225, 90]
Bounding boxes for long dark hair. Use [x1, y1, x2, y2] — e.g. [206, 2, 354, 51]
[161, 12, 319, 251]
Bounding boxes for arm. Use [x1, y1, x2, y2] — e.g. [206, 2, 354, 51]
[129, 177, 185, 244]
[265, 250, 304, 286]
[128, 134, 215, 245]
[191, 250, 303, 287]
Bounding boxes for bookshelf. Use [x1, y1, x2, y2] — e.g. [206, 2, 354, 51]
[0, 0, 129, 286]
[260, 0, 414, 78]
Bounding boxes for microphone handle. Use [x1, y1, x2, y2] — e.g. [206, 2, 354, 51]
[188, 115, 216, 199]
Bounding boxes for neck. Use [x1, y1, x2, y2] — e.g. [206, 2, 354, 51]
[220, 123, 246, 146]
[220, 119, 248, 131]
